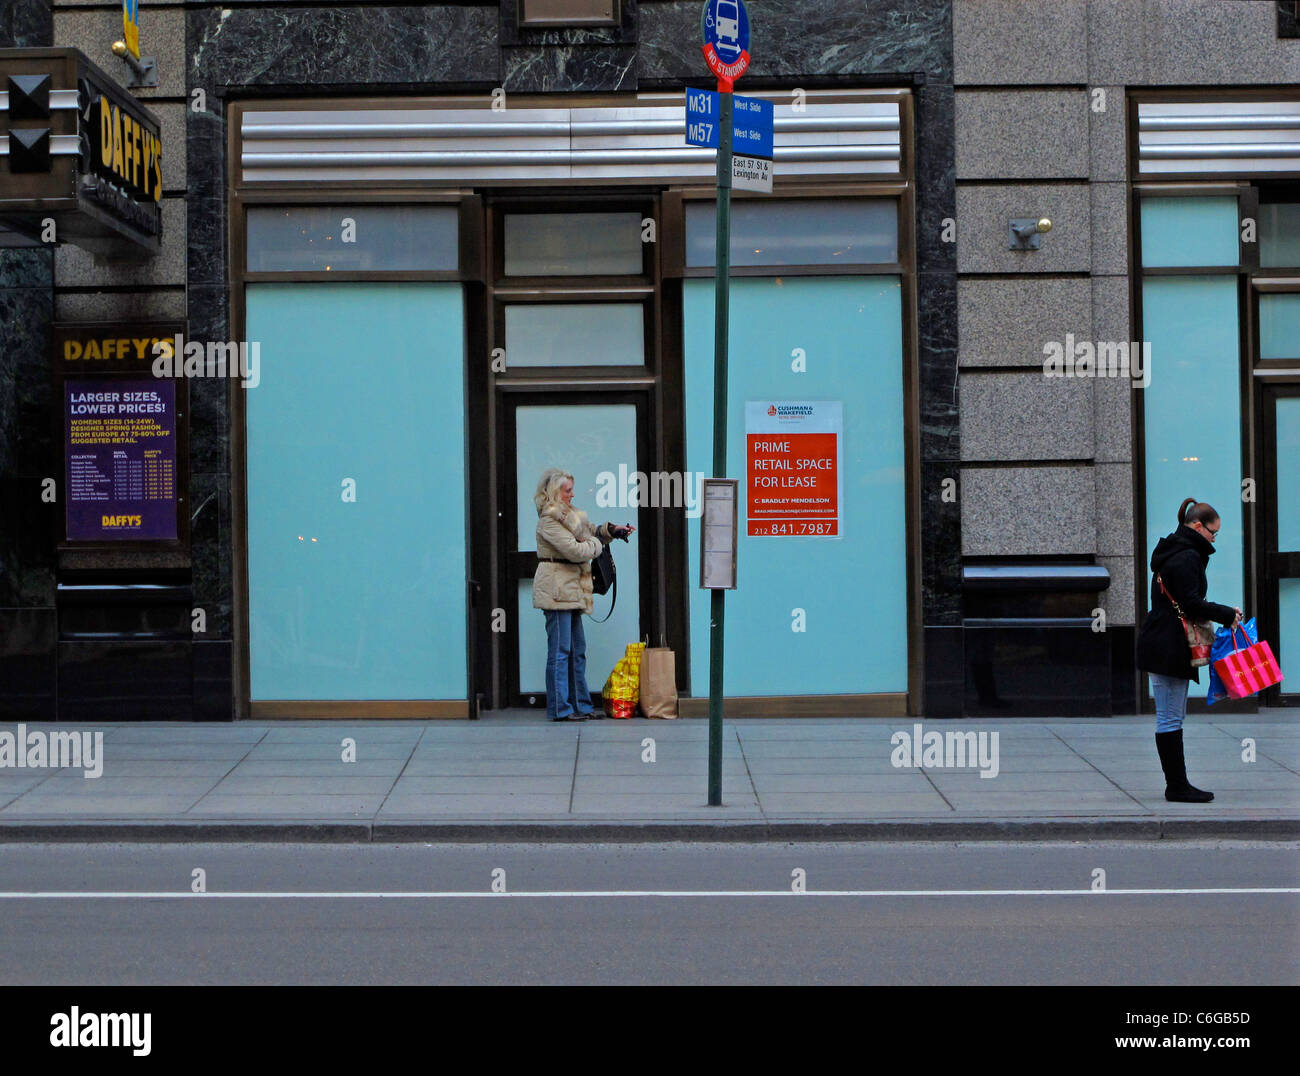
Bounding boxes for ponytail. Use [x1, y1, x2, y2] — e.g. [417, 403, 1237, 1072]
[1178, 497, 1219, 528]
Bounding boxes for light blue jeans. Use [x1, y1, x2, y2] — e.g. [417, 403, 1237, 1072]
[543, 609, 592, 719]
[1151, 672, 1189, 733]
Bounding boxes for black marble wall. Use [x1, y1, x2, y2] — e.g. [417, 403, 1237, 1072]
[0, 0, 51, 51]
[175, 0, 960, 717]
[0, 1, 55, 719]
[640, 0, 949, 82]
[1280, 1, 1300, 39]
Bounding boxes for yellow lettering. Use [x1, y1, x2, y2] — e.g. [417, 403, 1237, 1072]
[153, 137, 162, 201]
[64, 340, 83, 361]
[123, 116, 135, 186]
[84, 340, 102, 361]
[111, 105, 124, 177]
[130, 119, 142, 188]
[98, 97, 113, 168]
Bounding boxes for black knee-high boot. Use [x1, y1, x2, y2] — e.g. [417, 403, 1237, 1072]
[1155, 729, 1213, 803]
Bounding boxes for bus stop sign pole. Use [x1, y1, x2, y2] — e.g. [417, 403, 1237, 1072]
[699, 0, 750, 806]
[707, 92, 731, 807]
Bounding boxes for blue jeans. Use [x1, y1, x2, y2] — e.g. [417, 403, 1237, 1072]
[1151, 672, 1189, 733]
[544, 609, 592, 719]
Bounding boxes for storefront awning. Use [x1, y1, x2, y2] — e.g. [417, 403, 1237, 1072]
[1136, 99, 1300, 177]
[237, 90, 904, 186]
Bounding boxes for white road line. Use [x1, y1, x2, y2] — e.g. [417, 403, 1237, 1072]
[0, 888, 1295, 899]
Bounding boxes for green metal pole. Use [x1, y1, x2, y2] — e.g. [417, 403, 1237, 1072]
[708, 89, 732, 807]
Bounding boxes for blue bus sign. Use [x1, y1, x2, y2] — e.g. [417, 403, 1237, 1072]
[685, 87, 719, 148]
[685, 88, 772, 158]
[731, 93, 773, 157]
[700, 0, 750, 87]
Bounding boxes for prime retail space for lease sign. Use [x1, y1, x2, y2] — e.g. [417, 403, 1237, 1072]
[745, 400, 842, 537]
[65, 378, 177, 540]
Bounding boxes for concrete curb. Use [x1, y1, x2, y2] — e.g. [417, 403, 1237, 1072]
[0, 817, 1296, 842]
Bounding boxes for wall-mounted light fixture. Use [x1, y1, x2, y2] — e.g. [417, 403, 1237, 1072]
[1009, 217, 1052, 251]
[111, 41, 157, 88]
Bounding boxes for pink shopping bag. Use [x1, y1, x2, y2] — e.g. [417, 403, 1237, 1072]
[1212, 625, 1284, 699]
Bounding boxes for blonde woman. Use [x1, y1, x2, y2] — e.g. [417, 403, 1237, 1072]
[532, 468, 634, 721]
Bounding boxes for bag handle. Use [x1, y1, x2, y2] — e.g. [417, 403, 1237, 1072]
[586, 569, 617, 624]
[1227, 622, 1250, 653]
[1156, 573, 1189, 621]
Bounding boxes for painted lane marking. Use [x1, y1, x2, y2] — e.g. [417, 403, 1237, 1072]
[0, 887, 1296, 899]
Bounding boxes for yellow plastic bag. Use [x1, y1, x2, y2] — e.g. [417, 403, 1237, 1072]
[603, 643, 646, 718]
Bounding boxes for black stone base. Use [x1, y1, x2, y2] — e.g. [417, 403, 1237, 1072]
[0, 607, 56, 720]
[194, 641, 234, 722]
[963, 621, 1111, 717]
[922, 625, 963, 717]
[58, 640, 193, 722]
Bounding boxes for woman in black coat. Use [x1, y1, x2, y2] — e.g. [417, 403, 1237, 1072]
[1135, 497, 1242, 802]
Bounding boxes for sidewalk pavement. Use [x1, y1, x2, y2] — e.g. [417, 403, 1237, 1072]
[0, 713, 1296, 841]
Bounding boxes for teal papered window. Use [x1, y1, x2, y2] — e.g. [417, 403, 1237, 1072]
[683, 275, 906, 696]
[1140, 197, 1239, 268]
[1142, 276, 1243, 698]
[245, 283, 466, 700]
[246, 206, 458, 273]
[1260, 293, 1300, 360]
[685, 199, 899, 267]
[1260, 204, 1300, 268]
[504, 304, 645, 366]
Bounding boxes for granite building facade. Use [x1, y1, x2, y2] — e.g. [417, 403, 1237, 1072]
[1, 1, 1297, 721]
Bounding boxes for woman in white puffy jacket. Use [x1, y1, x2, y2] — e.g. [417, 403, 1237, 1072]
[532, 468, 633, 721]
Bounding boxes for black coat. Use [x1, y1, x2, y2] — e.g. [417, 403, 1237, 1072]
[1135, 524, 1237, 682]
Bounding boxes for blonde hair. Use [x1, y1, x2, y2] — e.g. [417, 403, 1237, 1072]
[533, 468, 574, 515]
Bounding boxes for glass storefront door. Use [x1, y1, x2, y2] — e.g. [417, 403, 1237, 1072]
[505, 395, 648, 707]
[1262, 386, 1300, 702]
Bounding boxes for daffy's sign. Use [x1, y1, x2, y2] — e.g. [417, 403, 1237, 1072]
[0, 48, 162, 255]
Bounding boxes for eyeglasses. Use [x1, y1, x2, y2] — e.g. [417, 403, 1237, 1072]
[1197, 522, 1220, 539]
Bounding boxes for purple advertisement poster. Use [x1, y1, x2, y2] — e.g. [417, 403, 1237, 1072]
[66, 378, 177, 541]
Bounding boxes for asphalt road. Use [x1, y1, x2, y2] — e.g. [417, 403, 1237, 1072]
[0, 841, 1295, 985]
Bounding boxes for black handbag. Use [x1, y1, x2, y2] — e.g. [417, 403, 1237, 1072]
[592, 541, 615, 596]
[588, 538, 617, 623]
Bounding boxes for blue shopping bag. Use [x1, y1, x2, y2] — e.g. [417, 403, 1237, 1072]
[1206, 617, 1257, 706]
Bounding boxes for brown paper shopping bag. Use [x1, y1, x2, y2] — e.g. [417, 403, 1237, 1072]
[639, 646, 678, 719]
